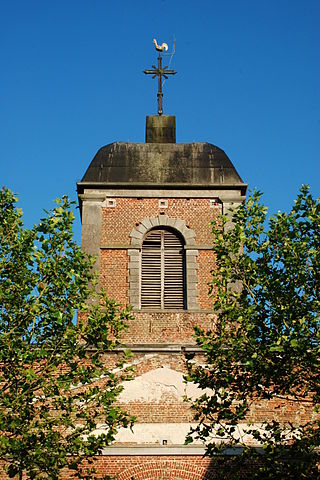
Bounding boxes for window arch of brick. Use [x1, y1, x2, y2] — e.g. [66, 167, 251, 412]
[116, 459, 214, 480]
[129, 215, 199, 311]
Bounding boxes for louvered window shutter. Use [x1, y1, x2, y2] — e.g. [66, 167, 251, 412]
[141, 229, 185, 310]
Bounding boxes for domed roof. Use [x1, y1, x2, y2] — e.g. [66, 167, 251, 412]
[77, 141, 245, 191]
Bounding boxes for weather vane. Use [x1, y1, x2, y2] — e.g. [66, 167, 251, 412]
[144, 38, 177, 116]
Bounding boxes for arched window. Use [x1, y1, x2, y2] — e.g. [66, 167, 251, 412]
[141, 228, 186, 310]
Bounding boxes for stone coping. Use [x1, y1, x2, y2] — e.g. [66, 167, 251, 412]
[100, 445, 256, 456]
[113, 344, 203, 353]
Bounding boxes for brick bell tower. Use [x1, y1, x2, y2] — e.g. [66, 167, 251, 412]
[77, 48, 247, 480]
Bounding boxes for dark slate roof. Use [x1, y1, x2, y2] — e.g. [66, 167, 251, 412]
[78, 142, 245, 189]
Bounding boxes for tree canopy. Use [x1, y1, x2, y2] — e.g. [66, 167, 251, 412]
[0, 188, 134, 479]
[186, 186, 320, 479]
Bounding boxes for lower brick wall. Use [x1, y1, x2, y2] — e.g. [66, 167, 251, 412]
[90, 455, 218, 480]
[121, 311, 215, 344]
[100, 249, 129, 305]
[197, 250, 216, 310]
[76, 454, 255, 480]
[0, 455, 247, 480]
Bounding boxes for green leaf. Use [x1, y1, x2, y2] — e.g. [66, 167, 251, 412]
[188, 185, 320, 478]
[0, 188, 134, 479]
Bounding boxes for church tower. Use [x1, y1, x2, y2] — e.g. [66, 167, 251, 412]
[77, 49, 247, 480]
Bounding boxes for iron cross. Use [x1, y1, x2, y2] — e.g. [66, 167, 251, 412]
[144, 55, 177, 116]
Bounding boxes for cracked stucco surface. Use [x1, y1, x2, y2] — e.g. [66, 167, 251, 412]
[118, 367, 209, 403]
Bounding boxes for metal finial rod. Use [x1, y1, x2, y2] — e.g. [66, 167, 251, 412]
[144, 54, 176, 115]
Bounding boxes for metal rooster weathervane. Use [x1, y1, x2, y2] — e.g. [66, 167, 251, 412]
[144, 38, 177, 116]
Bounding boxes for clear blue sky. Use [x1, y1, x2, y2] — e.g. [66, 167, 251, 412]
[1, 0, 319, 242]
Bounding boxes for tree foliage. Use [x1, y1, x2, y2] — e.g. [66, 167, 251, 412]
[186, 186, 320, 479]
[0, 188, 134, 479]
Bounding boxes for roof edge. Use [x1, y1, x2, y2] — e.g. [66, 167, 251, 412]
[77, 181, 248, 195]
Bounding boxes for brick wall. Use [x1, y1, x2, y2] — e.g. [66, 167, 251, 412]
[121, 312, 215, 344]
[75, 455, 245, 480]
[100, 249, 128, 305]
[197, 250, 216, 309]
[99, 197, 219, 311]
[101, 198, 221, 246]
[0, 455, 253, 480]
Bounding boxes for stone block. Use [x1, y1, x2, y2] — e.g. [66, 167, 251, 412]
[150, 217, 160, 227]
[82, 203, 102, 226]
[130, 238, 141, 247]
[187, 275, 198, 284]
[158, 214, 169, 225]
[140, 218, 153, 230]
[174, 219, 186, 231]
[136, 224, 148, 234]
[129, 230, 143, 239]
[167, 217, 176, 227]
[186, 261, 199, 270]
[186, 249, 199, 257]
[184, 229, 196, 239]
[128, 249, 140, 257]
[128, 261, 140, 269]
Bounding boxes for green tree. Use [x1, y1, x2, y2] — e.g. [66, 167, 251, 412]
[186, 186, 320, 479]
[0, 188, 134, 480]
